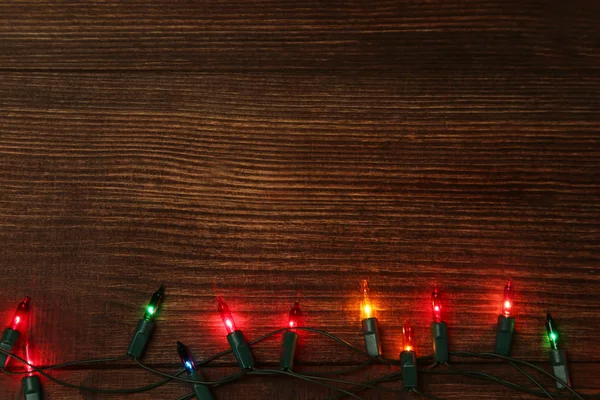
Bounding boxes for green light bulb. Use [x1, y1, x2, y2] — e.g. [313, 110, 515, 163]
[144, 285, 165, 321]
[546, 313, 559, 350]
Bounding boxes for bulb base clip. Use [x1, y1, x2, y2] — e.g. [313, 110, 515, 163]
[227, 330, 255, 370]
[0, 327, 20, 368]
[280, 331, 299, 371]
[185, 370, 215, 400]
[430, 321, 449, 363]
[361, 317, 382, 357]
[127, 318, 156, 359]
[400, 350, 418, 390]
[22, 375, 43, 400]
[494, 315, 515, 356]
[549, 349, 570, 390]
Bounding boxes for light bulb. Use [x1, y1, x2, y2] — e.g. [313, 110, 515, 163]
[143, 285, 165, 321]
[9, 297, 30, 331]
[360, 280, 375, 320]
[431, 286, 442, 323]
[288, 301, 300, 330]
[546, 313, 559, 350]
[217, 297, 237, 334]
[177, 341, 197, 373]
[403, 320, 414, 352]
[502, 279, 513, 317]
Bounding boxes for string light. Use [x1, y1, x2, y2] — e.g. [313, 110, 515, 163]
[280, 301, 300, 371]
[400, 320, 418, 390]
[495, 279, 515, 356]
[403, 320, 414, 352]
[431, 286, 442, 324]
[502, 279, 513, 317]
[288, 301, 300, 330]
[127, 285, 165, 359]
[0, 282, 587, 398]
[144, 285, 165, 322]
[0, 297, 30, 368]
[217, 297, 255, 370]
[546, 313, 571, 390]
[9, 297, 30, 332]
[217, 297, 237, 335]
[21, 338, 43, 400]
[359, 280, 382, 357]
[546, 313, 559, 350]
[177, 341, 215, 400]
[430, 286, 449, 363]
[360, 280, 374, 320]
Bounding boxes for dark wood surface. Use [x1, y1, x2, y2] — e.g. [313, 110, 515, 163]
[0, 1, 599, 399]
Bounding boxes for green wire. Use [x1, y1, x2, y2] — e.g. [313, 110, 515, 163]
[450, 352, 584, 400]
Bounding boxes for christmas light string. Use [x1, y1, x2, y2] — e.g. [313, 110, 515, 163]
[0, 281, 598, 400]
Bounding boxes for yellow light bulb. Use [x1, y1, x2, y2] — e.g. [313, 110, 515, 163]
[360, 280, 375, 320]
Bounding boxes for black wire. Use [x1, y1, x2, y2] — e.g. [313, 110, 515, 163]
[134, 358, 243, 385]
[437, 363, 542, 396]
[194, 327, 367, 367]
[1, 354, 129, 374]
[302, 360, 374, 376]
[509, 361, 555, 399]
[133, 326, 369, 384]
[2, 327, 591, 400]
[291, 371, 403, 394]
[248, 368, 364, 400]
[326, 371, 403, 400]
[450, 352, 584, 400]
[173, 393, 194, 400]
[431, 366, 599, 400]
[0, 348, 181, 394]
[412, 388, 446, 400]
[293, 327, 369, 358]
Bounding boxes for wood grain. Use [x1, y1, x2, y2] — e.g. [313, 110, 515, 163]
[0, 0, 599, 398]
[0, 0, 598, 71]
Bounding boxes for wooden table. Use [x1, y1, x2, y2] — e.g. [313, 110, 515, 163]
[1, 1, 599, 399]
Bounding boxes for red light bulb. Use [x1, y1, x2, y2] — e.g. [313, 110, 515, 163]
[25, 338, 34, 376]
[217, 297, 237, 334]
[288, 301, 301, 330]
[21, 336, 44, 400]
[431, 286, 442, 323]
[403, 320, 414, 352]
[502, 279, 513, 317]
[9, 297, 30, 331]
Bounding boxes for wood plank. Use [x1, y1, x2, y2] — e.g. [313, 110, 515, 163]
[0, 72, 598, 368]
[0, 0, 598, 71]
